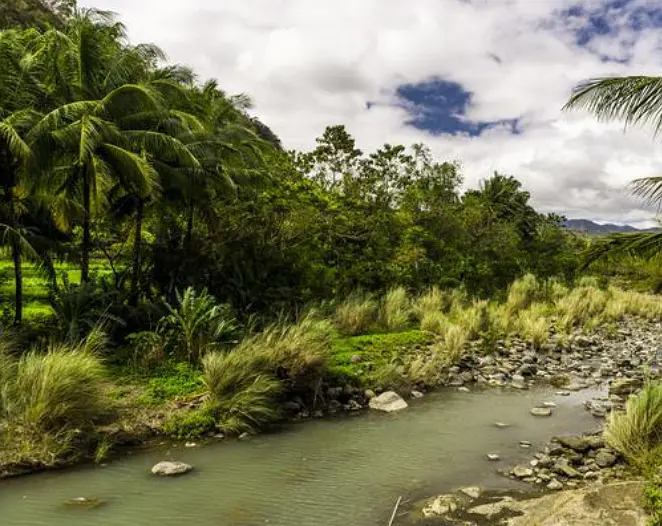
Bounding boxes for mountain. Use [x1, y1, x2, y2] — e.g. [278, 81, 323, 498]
[562, 219, 659, 234]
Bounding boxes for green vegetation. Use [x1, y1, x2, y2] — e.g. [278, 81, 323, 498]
[3, 3, 662, 479]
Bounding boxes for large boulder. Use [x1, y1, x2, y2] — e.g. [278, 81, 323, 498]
[368, 391, 408, 412]
[151, 461, 193, 476]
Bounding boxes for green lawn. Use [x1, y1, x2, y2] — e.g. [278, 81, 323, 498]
[0, 259, 110, 321]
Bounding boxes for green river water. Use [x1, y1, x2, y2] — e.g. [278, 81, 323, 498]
[0, 387, 602, 526]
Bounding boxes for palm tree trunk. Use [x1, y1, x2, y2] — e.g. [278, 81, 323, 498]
[130, 200, 143, 307]
[81, 163, 91, 283]
[185, 200, 194, 247]
[11, 231, 22, 326]
[7, 191, 22, 326]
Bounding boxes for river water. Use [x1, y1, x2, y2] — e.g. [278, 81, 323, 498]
[0, 386, 603, 526]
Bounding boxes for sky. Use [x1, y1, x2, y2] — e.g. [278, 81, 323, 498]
[79, 0, 662, 226]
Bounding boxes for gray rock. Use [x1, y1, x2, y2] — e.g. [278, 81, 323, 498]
[553, 459, 581, 479]
[513, 465, 534, 478]
[458, 386, 471, 393]
[494, 421, 510, 428]
[151, 461, 193, 476]
[411, 389, 424, 398]
[368, 391, 408, 412]
[64, 497, 104, 508]
[547, 480, 563, 490]
[520, 440, 532, 448]
[531, 407, 553, 417]
[364, 389, 376, 399]
[595, 451, 617, 468]
[555, 435, 591, 452]
[486, 453, 500, 461]
[609, 378, 641, 396]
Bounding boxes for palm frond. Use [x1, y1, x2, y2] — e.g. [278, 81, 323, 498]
[97, 143, 159, 196]
[630, 177, 662, 208]
[564, 76, 662, 133]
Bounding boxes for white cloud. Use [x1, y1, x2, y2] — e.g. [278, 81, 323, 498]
[80, 0, 662, 225]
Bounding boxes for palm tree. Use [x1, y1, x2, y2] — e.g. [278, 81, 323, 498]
[564, 75, 662, 267]
[30, 9, 199, 283]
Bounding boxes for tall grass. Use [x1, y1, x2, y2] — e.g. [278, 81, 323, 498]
[516, 303, 551, 348]
[334, 291, 378, 335]
[379, 286, 411, 331]
[201, 314, 332, 433]
[420, 311, 448, 335]
[456, 300, 489, 340]
[506, 273, 540, 313]
[412, 286, 445, 320]
[439, 324, 468, 362]
[605, 382, 662, 467]
[555, 285, 611, 332]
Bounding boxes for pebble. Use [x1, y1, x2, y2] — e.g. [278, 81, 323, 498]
[486, 453, 500, 461]
[547, 480, 563, 490]
[555, 391, 571, 396]
[519, 440, 532, 448]
[530, 407, 553, 417]
[411, 390, 424, 398]
[494, 422, 510, 428]
[458, 386, 471, 393]
[184, 442, 197, 448]
[541, 401, 557, 408]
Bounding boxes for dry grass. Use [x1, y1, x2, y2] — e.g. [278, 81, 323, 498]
[420, 311, 448, 335]
[379, 286, 412, 331]
[439, 324, 469, 362]
[506, 273, 540, 313]
[334, 291, 378, 335]
[457, 300, 489, 340]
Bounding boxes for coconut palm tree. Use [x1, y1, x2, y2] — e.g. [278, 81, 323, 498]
[564, 75, 662, 267]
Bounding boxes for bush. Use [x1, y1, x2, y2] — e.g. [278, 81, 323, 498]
[162, 407, 217, 439]
[158, 287, 238, 362]
[214, 375, 282, 434]
[334, 291, 378, 335]
[605, 382, 662, 467]
[379, 286, 411, 331]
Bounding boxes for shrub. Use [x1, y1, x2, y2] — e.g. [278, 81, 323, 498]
[334, 291, 378, 335]
[379, 286, 411, 331]
[162, 406, 217, 439]
[412, 286, 445, 320]
[605, 382, 662, 466]
[159, 287, 238, 362]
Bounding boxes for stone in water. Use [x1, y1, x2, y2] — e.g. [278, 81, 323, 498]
[151, 461, 193, 476]
[368, 391, 408, 412]
[531, 407, 552, 417]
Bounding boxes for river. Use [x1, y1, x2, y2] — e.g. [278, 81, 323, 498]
[0, 386, 602, 526]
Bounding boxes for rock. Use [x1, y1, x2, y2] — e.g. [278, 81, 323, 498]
[238, 432, 251, 440]
[411, 389, 424, 398]
[326, 387, 343, 400]
[458, 386, 471, 393]
[459, 486, 482, 499]
[609, 378, 641, 396]
[555, 435, 591, 452]
[541, 401, 557, 408]
[512, 465, 534, 478]
[494, 421, 510, 428]
[184, 442, 197, 448]
[555, 390, 571, 396]
[469, 497, 517, 519]
[364, 389, 376, 399]
[595, 450, 617, 468]
[350, 355, 362, 363]
[547, 480, 563, 490]
[422, 494, 459, 518]
[553, 459, 581, 479]
[486, 453, 500, 461]
[151, 461, 193, 476]
[368, 391, 408, 412]
[531, 407, 552, 417]
[520, 440, 532, 448]
[507, 481, 647, 525]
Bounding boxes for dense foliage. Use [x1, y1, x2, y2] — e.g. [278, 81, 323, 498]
[0, 8, 582, 332]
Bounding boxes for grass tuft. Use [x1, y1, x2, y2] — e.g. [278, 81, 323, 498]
[334, 290, 378, 335]
[379, 286, 411, 331]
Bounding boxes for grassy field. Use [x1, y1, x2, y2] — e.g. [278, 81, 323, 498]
[0, 259, 110, 320]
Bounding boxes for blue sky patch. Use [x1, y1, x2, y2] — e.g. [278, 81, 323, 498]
[372, 78, 519, 136]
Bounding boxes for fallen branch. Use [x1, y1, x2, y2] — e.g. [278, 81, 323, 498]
[387, 496, 402, 526]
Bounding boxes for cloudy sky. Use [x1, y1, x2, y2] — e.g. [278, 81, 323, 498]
[79, 0, 662, 226]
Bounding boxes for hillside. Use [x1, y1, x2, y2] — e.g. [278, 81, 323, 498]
[0, 0, 66, 29]
[563, 218, 659, 234]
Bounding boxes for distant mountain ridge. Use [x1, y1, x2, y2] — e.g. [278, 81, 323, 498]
[562, 219, 659, 234]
